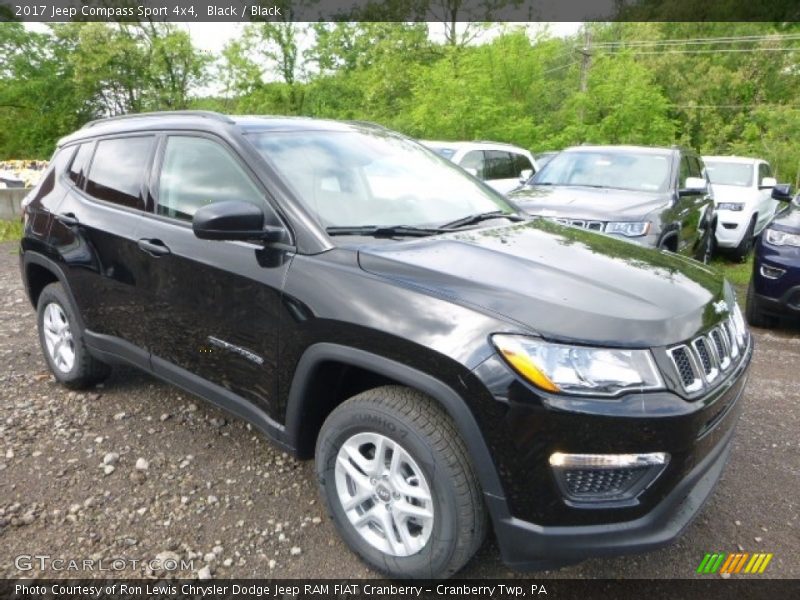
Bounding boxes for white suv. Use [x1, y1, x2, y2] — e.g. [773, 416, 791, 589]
[420, 140, 537, 195]
[703, 155, 780, 261]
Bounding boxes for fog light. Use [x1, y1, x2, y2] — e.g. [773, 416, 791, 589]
[549, 452, 669, 505]
[760, 264, 785, 280]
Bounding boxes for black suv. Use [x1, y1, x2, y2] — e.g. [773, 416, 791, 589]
[510, 145, 717, 263]
[20, 112, 751, 578]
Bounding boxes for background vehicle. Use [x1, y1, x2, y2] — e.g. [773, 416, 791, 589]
[20, 112, 750, 579]
[0, 172, 25, 188]
[534, 151, 558, 170]
[509, 145, 717, 263]
[746, 184, 800, 327]
[704, 155, 779, 261]
[420, 140, 537, 195]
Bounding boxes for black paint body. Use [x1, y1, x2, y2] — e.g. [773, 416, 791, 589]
[19, 114, 751, 569]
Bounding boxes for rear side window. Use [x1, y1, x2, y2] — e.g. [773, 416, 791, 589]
[85, 137, 154, 210]
[156, 136, 264, 221]
[67, 143, 93, 187]
[484, 151, 516, 180]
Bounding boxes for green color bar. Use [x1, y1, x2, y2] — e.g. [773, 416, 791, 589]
[697, 553, 713, 573]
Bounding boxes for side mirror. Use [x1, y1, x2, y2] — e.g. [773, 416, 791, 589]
[679, 177, 708, 196]
[771, 183, 794, 202]
[759, 176, 777, 189]
[519, 169, 533, 183]
[192, 201, 285, 242]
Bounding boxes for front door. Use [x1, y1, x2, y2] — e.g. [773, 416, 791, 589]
[134, 133, 293, 418]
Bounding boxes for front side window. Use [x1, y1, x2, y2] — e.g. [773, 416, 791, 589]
[157, 136, 264, 221]
[247, 130, 512, 230]
[85, 137, 154, 209]
[758, 162, 773, 182]
[705, 161, 754, 188]
[533, 150, 672, 193]
[459, 150, 486, 179]
[513, 153, 534, 176]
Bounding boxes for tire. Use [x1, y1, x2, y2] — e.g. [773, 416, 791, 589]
[745, 279, 777, 329]
[315, 385, 487, 579]
[36, 282, 111, 389]
[732, 217, 756, 262]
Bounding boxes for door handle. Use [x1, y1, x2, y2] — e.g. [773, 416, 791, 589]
[137, 238, 171, 257]
[56, 212, 79, 227]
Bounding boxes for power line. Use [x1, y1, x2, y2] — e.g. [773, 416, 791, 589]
[603, 47, 800, 56]
[592, 32, 800, 49]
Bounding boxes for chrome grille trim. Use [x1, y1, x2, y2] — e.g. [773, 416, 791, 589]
[668, 319, 746, 394]
[552, 217, 606, 232]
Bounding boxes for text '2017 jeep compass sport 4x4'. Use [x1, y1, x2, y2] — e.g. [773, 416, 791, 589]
[20, 112, 752, 579]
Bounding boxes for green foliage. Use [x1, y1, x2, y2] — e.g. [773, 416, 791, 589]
[3, 19, 800, 180]
[0, 219, 23, 242]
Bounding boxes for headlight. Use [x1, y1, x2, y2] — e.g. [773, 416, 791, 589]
[604, 221, 650, 237]
[717, 202, 745, 211]
[765, 228, 800, 247]
[492, 335, 664, 397]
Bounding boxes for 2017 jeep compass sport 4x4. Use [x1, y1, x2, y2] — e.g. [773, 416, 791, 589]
[20, 112, 751, 579]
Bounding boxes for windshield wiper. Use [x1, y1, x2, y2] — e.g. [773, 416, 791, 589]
[326, 225, 450, 238]
[439, 210, 525, 230]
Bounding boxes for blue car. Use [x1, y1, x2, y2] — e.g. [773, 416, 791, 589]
[746, 184, 800, 327]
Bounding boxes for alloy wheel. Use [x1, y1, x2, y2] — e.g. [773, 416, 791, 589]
[42, 302, 75, 373]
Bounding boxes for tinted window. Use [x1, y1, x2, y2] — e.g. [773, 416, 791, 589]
[157, 136, 264, 221]
[512, 153, 534, 176]
[460, 150, 485, 179]
[687, 155, 702, 178]
[679, 157, 691, 188]
[758, 163, 772, 182]
[85, 137, 154, 209]
[68, 143, 93, 187]
[484, 151, 517, 180]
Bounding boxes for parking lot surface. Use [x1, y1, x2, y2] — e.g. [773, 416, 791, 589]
[1, 241, 797, 579]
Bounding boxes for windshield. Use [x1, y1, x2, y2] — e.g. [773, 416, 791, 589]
[532, 150, 672, 192]
[705, 161, 753, 187]
[248, 129, 512, 229]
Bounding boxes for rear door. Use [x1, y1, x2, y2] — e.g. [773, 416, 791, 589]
[133, 133, 292, 419]
[49, 135, 155, 365]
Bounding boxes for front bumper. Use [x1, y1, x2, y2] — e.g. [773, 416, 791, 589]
[473, 335, 752, 570]
[714, 214, 748, 248]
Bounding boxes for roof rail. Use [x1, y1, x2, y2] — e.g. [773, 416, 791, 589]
[83, 110, 235, 129]
[472, 140, 518, 147]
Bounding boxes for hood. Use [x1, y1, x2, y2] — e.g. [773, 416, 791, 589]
[709, 183, 758, 202]
[357, 220, 730, 347]
[769, 203, 800, 233]
[508, 185, 667, 220]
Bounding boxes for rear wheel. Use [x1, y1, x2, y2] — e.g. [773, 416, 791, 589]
[37, 282, 110, 389]
[315, 385, 487, 578]
[745, 279, 777, 329]
[732, 217, 756, 262]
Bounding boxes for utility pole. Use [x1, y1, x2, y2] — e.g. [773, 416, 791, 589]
[578, 26, 592, 126]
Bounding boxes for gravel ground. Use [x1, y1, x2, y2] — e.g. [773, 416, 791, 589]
[1, 241, 798, 580]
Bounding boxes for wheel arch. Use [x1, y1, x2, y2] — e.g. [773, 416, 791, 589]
[22, 253, 84, 328]
[284, 343, 507, 504]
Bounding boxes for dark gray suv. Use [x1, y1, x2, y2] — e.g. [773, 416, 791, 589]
[509, 145, 717, 262]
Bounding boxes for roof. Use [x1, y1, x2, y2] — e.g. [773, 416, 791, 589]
[57, 111, 380, 146]
[419, 140, 531, 153]
[562, 144, 676, 155]
[703, 155, 764, 164]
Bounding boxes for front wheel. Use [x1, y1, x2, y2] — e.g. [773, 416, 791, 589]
[732, 217, 756, 262]
[315, 386, 487, 579]
[745, 279, 777, 329]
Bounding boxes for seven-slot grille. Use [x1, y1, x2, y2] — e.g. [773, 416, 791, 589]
[551, 217, 605, 232]
[668, 315, 745, 394]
